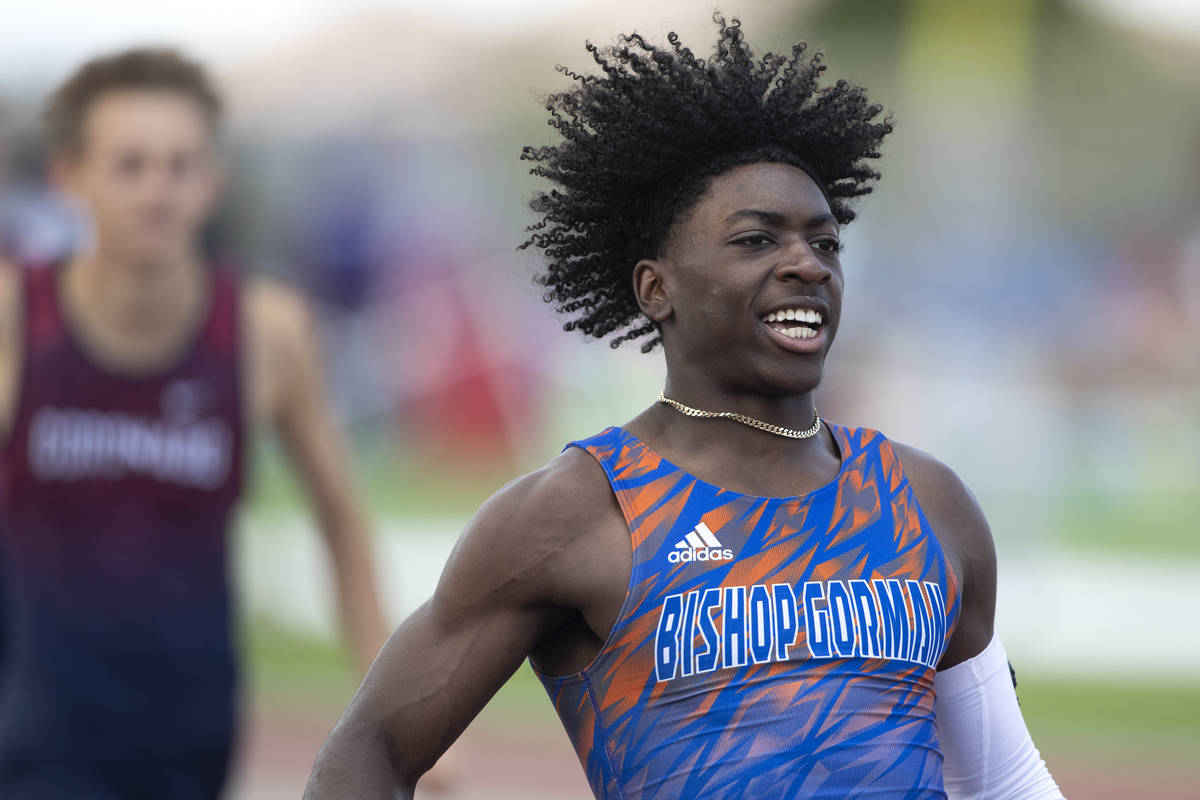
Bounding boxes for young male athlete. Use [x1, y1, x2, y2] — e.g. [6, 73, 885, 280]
[306, 18, 1065, 799]
[0, 49, 387, 797]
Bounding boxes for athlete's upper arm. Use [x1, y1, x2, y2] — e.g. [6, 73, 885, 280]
[890, 441, 997, 669]
[308, 453, 602, 792]
[245, 277, 358, 528]
[0, 261, 21, 443]
[244, 276, 323, 428]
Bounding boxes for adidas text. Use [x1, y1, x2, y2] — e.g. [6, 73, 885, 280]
[668, 548, 735, 563]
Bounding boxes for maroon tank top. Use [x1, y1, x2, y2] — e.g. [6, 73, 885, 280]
[0, 264, 244, 764]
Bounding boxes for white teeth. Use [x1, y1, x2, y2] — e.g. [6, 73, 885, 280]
[778, 326, 818, 340]
[763, 311, 820, 326]
[761, 309, 825, 328]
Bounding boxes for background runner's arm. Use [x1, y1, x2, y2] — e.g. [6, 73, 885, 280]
[303, 468, 574, 798]
[0, 263, 20, 445]
[257, 281, 388, 673]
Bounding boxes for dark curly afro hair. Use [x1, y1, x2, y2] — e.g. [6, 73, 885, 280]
[520, 14, 894, 352]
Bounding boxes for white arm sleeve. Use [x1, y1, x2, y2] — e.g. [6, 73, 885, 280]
[934, 632, 1066, 799]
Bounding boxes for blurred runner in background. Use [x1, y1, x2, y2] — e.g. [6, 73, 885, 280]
[0, 48, 387, 799]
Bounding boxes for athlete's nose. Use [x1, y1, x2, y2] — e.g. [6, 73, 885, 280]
[774, 239, 832, 285]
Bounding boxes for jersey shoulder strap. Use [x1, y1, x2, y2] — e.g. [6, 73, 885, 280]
[199, 268, 239, 358]
[23, 266, 66, 351]
[564, 426, 692, 542]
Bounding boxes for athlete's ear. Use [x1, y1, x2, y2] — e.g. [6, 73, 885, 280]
[633, 258, 674, 324]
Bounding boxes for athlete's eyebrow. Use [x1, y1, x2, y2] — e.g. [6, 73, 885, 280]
[804, 212, 838, 231]
[723, 209, 786, 227]
[722, 209, 839, 231]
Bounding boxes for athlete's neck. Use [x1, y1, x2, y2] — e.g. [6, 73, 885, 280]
[662, 370, 820, 437]
[627, 371, 840, 498]
[61, 248, 210, 372]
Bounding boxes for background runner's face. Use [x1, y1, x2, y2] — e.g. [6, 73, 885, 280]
[656, 162, 843, 395]
[56, 89, 221, 267]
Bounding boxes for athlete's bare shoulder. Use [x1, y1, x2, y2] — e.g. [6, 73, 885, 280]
[0, 260, 22, 441]
[242, 273, 313, 368]
[240, 273, 316, 427]
[886, 441, 991, 565]
[243, 273, 309, 330]
[888, 439, 997, 666]
[431, 442, 630, 672]
[450, 445, 627, 609]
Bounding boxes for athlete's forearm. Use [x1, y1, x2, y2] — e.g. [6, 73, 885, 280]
[325, 516, 389, 673]
[304, 719, 415, 800]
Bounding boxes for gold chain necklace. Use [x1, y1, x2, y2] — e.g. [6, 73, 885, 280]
[656, 390, 821, 440]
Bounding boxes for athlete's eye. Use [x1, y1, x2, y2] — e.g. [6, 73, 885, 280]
[114, 153, 145, 179]
[812, 238, 843, 254]
[731, 234, 775, 247]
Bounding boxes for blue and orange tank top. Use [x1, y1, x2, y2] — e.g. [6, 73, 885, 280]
[535, 424, 961, 799]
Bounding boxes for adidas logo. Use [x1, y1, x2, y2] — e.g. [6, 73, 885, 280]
[668, 522, 735, 564]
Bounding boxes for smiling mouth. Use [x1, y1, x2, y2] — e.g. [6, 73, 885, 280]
[761, 307, 823, 340]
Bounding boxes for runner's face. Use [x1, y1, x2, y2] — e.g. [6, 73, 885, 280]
[56, 89, 221, 265]
[653, 162, 843, 395]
